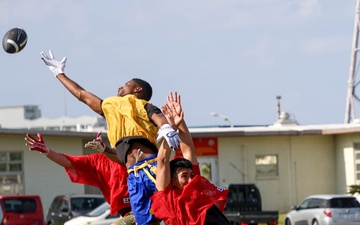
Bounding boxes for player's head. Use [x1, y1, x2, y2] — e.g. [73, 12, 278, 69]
[117, 78, 153, 101]
[170, 158, 194, 190]
[115, 136, 158, 164]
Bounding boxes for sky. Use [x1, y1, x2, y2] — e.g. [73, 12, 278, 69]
[0, 0, 357, 127]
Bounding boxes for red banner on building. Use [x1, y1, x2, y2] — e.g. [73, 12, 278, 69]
[175, 137, 218, 156]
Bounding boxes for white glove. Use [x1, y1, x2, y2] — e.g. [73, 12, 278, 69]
[156, 124, 181, 150]
[84, 131, 106, 153]
[40, 50, 67, 76]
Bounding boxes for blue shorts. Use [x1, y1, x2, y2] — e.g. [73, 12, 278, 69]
[127, 154, 157, 225]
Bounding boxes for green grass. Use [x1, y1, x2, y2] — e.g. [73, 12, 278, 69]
[278, 213, 285, 225]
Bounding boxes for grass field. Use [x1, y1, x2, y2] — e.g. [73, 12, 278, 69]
[278, 213, 285, 225]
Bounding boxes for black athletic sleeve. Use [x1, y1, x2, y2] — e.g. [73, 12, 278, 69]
[100, 100, 105, 118]
[145, 103, 162, 124]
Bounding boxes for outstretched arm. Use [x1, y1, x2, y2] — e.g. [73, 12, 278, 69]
[57, 74, 103, 114]
[25, 133, 73, 169]
[177, 120, 198, 165]
[155, 138, 172, 191]
[40, 50, 103, 115]
[163, 92, 198, 165]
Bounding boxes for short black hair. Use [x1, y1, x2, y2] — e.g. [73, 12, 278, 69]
[170, 158, 193, 178]
[132, 78, 153, 101]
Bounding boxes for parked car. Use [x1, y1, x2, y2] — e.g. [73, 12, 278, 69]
[64, 202, 121, 225]
[285, 194, 360, 225]
[46, 194, 106, 225]
[0, 195, 45, 225]
[0, 202, 3, 222]
[224, 184, 278, 225]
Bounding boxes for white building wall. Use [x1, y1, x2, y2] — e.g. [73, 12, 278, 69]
[335, 133, 360, 193]
[0, 106, 28, 127]
[0, 134, 88, 216]
[289, 135, 336, 202]
[217, 135, 336, 213]
[0, 105, 106, 132]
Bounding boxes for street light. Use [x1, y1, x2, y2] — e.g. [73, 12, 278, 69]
[210, 112, 234, 128]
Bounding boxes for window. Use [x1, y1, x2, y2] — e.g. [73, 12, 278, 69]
[0, 152, 24, 194]
[255, 154, 278, 177]
[298, 199, 310, 210]
[307, 198, 323, 209]
[200, 162, 211, 181]
[59, 200, 69, 212]
[329, 197, 360, 208]
[354, 143, 360, 182]
[3, 199, 37, 212]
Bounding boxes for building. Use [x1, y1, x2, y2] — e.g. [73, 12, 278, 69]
[2, 104, 360, 214]
[0, 105, 106, 131]
[1, 122, 360, 215]
[190, 123, 360, 212]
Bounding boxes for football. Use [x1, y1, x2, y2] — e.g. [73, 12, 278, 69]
[2, 28, 28, 54]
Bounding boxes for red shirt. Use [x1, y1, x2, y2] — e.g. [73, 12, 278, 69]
[65, 153, 130, 215]
[151, 170, 228, 225]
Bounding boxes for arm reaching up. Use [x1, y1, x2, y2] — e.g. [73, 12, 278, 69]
[155, 139, 172, 191]
[25, 133, 72, 168]
[163, 92, 198, 165]
[40, 50, 66, 76]
[40, 50, 103, 115]
[155, 91, 184, 150]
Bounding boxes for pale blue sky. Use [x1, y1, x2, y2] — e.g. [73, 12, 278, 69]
[0, 0, 356, 127]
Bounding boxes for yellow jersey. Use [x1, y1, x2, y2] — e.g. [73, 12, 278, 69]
[101, 95, 158, 148]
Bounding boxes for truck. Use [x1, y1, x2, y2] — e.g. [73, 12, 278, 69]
[224, 184, 278, 225]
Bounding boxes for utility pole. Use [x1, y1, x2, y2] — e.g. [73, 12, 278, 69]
[276, 96, 281, 119]
[345, 0, 360, 123]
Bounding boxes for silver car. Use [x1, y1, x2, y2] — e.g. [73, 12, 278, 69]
[285, 194, 360, 225]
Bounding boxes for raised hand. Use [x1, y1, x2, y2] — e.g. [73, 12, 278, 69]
[25, 133, 50, 155]
[84, 131, 106, 153]
[162, 91, 184, 128]
[167, 91, 182, 117]
[40, 50, 67, 76]
[156, 124, 181, 150]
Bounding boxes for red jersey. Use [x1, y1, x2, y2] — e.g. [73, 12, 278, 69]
[65, 153, 130, 215]
[150, 175, 228, 225]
